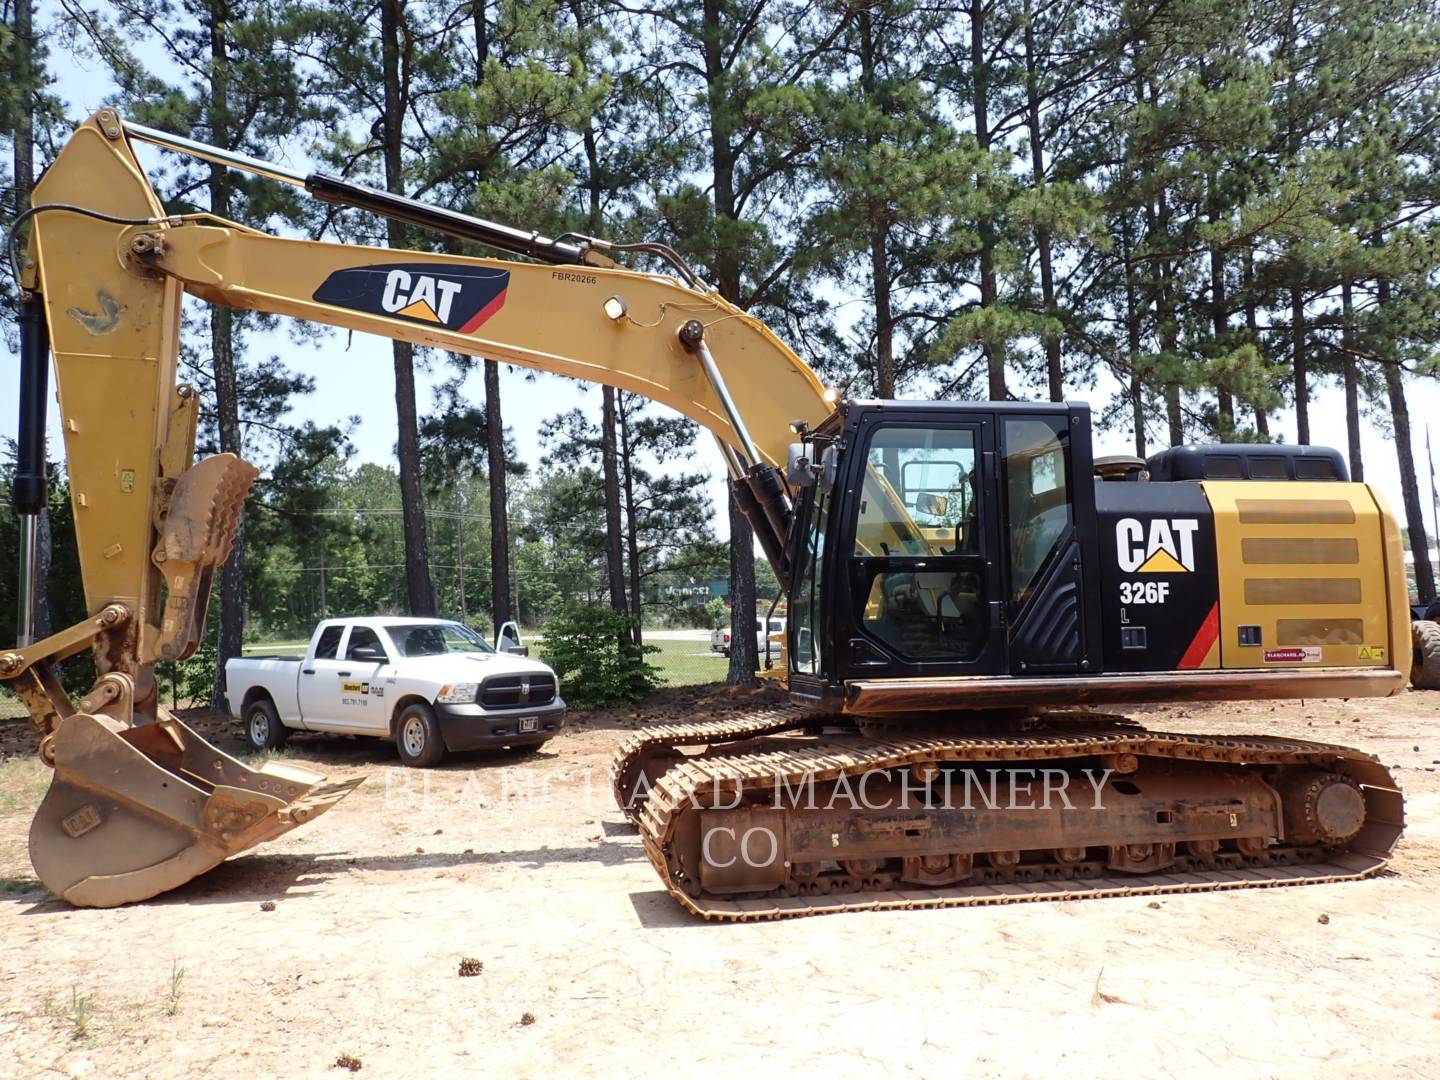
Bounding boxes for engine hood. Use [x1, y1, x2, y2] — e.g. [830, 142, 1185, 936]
[391, 652, 555, 678]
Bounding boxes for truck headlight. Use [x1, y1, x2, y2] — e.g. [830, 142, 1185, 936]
[436, 682, 479, 704]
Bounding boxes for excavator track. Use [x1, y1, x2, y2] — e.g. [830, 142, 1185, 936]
[627, 725, 1404, 921]
[610, 705, 830, 823]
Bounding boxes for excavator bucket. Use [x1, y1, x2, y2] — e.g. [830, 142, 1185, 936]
[29, 712, 362, 907]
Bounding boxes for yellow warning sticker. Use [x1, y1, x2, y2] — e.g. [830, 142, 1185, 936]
[1357, 645, 1386, 662]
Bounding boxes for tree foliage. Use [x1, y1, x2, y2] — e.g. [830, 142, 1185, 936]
[538, 602, 659, 708]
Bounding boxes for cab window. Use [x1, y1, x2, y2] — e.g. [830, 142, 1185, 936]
[313, 625, 343, 660]
[1004, 419, 1071, 604]
[854, 427, 977, 557]
[790, 490, 828, 675]
[346, 626, 388, 662]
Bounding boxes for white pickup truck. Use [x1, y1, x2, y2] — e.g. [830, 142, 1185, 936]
[711, 616, 786, 663]
[224, 618, 566, 766]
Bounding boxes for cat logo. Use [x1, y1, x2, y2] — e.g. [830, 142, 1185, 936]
[1116, 517, 1199, 573]
[381, 270, 463, 323]
[312, 262, 509, 333]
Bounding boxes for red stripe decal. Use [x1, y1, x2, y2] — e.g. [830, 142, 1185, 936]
[1177, 602, 1220, 669]
[458, 289, 508, 334]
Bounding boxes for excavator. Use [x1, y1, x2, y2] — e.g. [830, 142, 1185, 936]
[2, 110, 1417, 916]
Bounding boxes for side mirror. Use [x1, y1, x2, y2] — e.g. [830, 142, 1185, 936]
[915, 492, 949, 517]
[818, 445, 839, 492]
[496, 619, 527, 656]
[351, 645, 386, 663]
[786, 442, 815, 487]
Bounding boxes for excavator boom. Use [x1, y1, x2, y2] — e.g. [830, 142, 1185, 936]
[4, 111, 831, 905]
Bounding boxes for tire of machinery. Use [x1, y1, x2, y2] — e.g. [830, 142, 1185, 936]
[1411, 620, 1440, 690]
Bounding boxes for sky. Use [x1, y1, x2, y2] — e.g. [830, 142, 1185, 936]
[7, 12, 1440, 550]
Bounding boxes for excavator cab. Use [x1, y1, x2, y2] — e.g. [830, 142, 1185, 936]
[787, 400, 1102, 703]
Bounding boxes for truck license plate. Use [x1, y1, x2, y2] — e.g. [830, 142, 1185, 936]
[519, 716, 539, 733]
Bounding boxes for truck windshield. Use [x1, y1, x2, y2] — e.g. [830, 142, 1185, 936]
[386, 622, 494, 657]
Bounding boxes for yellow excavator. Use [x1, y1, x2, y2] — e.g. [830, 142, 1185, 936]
[3, 111, 1419, 915]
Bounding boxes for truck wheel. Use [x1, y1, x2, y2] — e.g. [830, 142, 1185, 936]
[1412, 621, 1440, 690]
[396, 702, 447, 767]
[244, 698, 288, 752]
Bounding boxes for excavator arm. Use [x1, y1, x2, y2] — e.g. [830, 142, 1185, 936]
[3, 111, 833, 905]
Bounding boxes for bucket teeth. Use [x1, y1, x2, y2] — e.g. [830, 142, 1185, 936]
[28, 712, 364, 907]
[160, 453, 260, 569]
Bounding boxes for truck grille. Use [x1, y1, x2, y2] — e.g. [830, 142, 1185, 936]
[480, 674, 556, 709]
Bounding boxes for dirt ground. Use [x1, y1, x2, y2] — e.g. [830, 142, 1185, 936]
[1, 685, 1438, 1079]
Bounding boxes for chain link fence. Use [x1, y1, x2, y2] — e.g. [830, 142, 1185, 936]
[238, 565, 782, 689]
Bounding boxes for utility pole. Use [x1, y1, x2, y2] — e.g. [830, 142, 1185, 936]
[318, 533, 327, 616]
[457, 490, 467, 620]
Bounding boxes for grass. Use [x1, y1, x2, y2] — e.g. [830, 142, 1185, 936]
[165, 961, 185, 1016]
[0, 757, 51, 815]
[241, 641, 308, 656]
[241, 746, 298, 764]
[0, 874, 43, 895]
[67, 987, 94, 1042]
[0, 686, 29, 721]
[642, 637, 730, 688]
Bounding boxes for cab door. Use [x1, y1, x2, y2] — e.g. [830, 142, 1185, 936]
[296, 623, 345, 730]
[835, 414, 1008, 678]
[299, 624, 386, 731]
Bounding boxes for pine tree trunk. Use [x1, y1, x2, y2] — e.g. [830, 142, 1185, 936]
[1244, 251, 1268, 437]
[1208, 175, 1232, 439]
[1147, 190, 1183, 447]
[567, 6, 629, 648]
[485, 359, 512, 632]
[970, 0, 1005, 400]
[1023, 0, 1062, 402]
[1291, 286, 1310, 444]
[858, 10, 895, 400]
[1379, 281, 1434, 602]
[382, 0, 436, 616]
[726, 490, 757, 679]
[1121, 216, 1145, 456]
[1158, 268, 1183, 446]
[601, 387, 628, 620]
[700, 0, 757, 682]
[1165, 383, 1183, 447]
[1341, 281, 1363, 482]
[618, 396, 643, 647]
[209, 3, 246, 704]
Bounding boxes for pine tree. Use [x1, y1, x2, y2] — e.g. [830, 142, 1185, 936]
[628, 0, 850, 682]
[809, 1, 981, 399]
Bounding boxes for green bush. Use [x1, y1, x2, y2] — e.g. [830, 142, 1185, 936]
[539, 603, 660, 709]
[156, 629, 218, 710]
[700, 597, 729, 630]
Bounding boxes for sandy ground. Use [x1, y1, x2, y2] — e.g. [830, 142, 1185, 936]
[1, 685, 1438, 1079]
